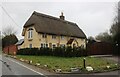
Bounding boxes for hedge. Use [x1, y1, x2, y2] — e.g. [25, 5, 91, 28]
[17, 46, 87, 57]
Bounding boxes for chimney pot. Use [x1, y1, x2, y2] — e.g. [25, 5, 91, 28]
[60, 12, 65, 20]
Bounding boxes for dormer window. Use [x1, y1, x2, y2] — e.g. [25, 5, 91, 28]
[28, 28, 33, 39]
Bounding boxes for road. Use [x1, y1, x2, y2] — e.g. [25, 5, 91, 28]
[1, 55, 120, 77]
[2, 55, 54, 77]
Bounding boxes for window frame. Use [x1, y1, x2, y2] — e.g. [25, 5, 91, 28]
[28, 28, 33, 39]
[52, 35, 56, 39]
[42, 34, 47, 38]
[41, 43, 43, 48]
[61, 36, 64, 40]
[29, 44, 32, 48]
[46, 44, 48, 47]
[41, 43, 48, 48]
[60, 44, 65, 47]
[52, 44, 56, 48]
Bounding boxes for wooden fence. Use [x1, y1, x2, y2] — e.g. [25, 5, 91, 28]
[3, 45, 18, 55]
[87, 42, 113, 55]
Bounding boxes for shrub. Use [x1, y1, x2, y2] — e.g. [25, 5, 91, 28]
[40, 47, 52, 56]
[17, 47, 87, 57]
[52, 47, 66, 57]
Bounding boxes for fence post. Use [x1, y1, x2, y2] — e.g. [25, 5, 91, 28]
[83, 58, 86, 68]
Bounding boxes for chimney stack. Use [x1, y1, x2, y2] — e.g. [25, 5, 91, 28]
[59, 12, 65, 20]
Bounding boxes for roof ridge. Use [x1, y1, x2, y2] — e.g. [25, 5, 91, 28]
[33, 11, 76, 26]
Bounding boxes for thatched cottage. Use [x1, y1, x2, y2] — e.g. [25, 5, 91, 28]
[21, 11, 86, 48]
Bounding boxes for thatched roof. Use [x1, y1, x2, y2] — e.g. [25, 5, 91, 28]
[23, 11, 86, 38]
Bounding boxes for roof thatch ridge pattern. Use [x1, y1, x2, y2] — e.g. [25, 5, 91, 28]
[33, 11, 76, 26]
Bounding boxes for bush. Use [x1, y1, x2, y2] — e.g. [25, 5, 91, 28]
[40, 47, 52, 56]
[17, 46, 87, 57]
[52, 47, 66, 57]
[17, 48, 39, 55]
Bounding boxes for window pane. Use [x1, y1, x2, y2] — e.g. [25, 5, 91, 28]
[61, 36, 64, 39]
[42, 34, 44, 38]
[41, 43, 43, 47]
[44, 44, 46, 47]
[60, 44, 65, 48]
[52, 35, 56, 39]
[28, 31, 30, 38]
[31, 30, 32, 38]
[45, 34, 47, 38]
[28, 30, 32, 39]
[52, 44, 56, 48]
[42, 34, 47, 38]
[29, 44, 32, 48]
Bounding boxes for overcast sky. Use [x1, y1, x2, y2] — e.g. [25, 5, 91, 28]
[1, 1, 118, 39]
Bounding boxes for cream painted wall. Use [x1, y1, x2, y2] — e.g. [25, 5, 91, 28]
[21, 26, 40, 48]
[21, 26, 86, 49]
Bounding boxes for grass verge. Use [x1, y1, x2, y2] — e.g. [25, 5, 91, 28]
[16, 55, 120, 73]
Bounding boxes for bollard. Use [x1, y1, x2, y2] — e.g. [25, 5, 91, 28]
[83, 58, 86, 68]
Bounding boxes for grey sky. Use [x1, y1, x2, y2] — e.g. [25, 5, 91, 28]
[1, 1, 117, 39]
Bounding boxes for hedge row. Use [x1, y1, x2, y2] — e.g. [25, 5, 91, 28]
[17, 46, 87, 57]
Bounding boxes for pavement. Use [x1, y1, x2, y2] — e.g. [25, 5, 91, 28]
[1, 54, 120, 77]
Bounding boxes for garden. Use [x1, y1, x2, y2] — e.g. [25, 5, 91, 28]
[16, 55, 119, 73]
[15, 47, 120, 73]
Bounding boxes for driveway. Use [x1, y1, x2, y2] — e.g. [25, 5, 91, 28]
[104, 56, 120, 63]
[90, 55, 120, 63]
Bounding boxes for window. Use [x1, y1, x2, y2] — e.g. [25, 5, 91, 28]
[52, 35, 56, 39]
[41, 43, 43, 48]
[41, 43, 48, 48]
[46, 44, 48, 47]
[42, 34, 47, 38]
[60, 44, 65, 47]
[52, 44, 56, 48]
[28, 29, 33, 39]
[61, 36, 64, 40]
[29, 44, 32, 48]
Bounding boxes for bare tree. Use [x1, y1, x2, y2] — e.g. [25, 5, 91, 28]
[2, 26, 18, 48]
[2, 26, 17, 36]
[95, 31, 113, 43]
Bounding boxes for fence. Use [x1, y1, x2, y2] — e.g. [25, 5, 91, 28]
[87, 42, 113, 55]
[3, 45, 18, 55]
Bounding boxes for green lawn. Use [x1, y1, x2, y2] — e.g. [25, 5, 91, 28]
[16, 55, 119, 73]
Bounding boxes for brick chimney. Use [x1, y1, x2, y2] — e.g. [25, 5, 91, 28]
[59, 12, 65, 20]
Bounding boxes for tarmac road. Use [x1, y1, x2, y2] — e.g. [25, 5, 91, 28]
[2, 55, 53, 77]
